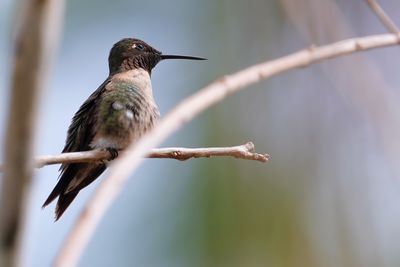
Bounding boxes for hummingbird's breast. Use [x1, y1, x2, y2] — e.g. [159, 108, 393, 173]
[91, 68, 160, 150]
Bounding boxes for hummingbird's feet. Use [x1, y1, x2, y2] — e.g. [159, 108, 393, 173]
[106, 147, 119, 160]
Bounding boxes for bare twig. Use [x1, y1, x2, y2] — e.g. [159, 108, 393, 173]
[55, 33, 400, 267]
[0, 0, 64, 266]
[366, 0, 400, 34]
[0, 142, 269, 172]
[147, 142, 269, 162]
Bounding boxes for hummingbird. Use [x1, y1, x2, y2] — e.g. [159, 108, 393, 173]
[42, 38, 205, 220]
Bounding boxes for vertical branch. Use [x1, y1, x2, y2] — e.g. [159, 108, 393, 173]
[0, 0, 64, 266]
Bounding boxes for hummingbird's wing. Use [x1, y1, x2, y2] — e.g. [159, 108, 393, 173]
[43, 78, 111, 220]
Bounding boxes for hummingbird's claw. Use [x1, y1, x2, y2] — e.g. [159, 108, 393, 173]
[106, 147, 119, 160]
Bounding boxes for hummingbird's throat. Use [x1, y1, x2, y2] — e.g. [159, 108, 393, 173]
[111, 68, 154, 100]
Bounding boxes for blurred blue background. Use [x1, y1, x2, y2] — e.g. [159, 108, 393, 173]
[2, 0, 400, 266]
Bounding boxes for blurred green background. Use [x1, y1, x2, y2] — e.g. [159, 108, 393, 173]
[2, 0, 400, 266]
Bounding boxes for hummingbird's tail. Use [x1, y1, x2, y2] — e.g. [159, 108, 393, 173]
[42, 163, 81, 208]
[43, 163, 107, 220]
[42, 177, 79, 221]
[54, 192, 79, 221]
[42, 178, 66, 208]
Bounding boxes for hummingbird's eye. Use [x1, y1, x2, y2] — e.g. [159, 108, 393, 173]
[133, 43, 145, 51]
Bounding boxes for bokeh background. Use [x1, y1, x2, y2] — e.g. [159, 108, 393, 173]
[2, 0, 400, 266]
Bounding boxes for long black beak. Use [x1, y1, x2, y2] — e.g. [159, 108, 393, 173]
[160, 54, 207, 60]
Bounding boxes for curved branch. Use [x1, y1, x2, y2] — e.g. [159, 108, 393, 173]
[0, 142, 269, 172]
[55, 33, 400, 267]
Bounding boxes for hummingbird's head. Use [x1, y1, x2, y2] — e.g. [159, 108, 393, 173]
[108, 38, 206, 75]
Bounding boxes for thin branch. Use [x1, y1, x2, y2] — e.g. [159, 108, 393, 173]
[147, 142, 269, 162]
[366, 0, 400, 34]
[55, 33, 400, 267]
[0, 0, 64, 266]
[0, 142, 269, 172]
